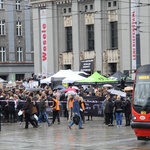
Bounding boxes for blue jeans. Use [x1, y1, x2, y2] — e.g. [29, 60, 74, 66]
[115, 112, 122, 126]
[68, 113, 82, 129]
[38, 112, 51, 125]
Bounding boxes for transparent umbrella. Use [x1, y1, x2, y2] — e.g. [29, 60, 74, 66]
[65, 91, 77, 97]
[107, 89, 126, 97]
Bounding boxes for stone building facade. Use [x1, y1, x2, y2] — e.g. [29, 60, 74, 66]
[30, 0, 150, 76]
[0, 0, 34, 81]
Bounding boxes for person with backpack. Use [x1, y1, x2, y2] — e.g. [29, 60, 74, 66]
[68, 95, 84, 130]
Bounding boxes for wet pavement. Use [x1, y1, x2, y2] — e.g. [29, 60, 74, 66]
[0, 117, 150, 150]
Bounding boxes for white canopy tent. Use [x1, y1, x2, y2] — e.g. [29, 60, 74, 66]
[51, 69, 74, 78]
[62, 73, 86, 83]
[40, 70, 75, 84]
[40, 76, 52, 84]
[0, 78, 7, 83]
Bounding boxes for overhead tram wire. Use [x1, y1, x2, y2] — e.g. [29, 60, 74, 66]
[1, 1, 150, 33]
[1, 0, 150, 17]
[1, 0, 150, 22]
[3, 6, 150, 25]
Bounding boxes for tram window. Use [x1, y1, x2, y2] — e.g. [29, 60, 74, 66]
[134, 82, 150, 106]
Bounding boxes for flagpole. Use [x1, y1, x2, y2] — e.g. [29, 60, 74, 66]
[136, 0, 141, 69]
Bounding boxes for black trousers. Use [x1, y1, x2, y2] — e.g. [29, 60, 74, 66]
[9, 111, 16, 122]
[25, 113, 36, 128]
[80, 111, 85, 123]
[4, 110, 9, 122]
[106, 113, 113, 125]
[52, 110, 60, 124]
[125, 112, 131, 125]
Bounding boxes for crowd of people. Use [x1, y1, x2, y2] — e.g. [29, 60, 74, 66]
[0, 83, 132, 129]
[103, 94, 131, 127]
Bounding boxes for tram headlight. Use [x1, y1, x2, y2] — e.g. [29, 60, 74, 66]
[132, 115, 137, 121]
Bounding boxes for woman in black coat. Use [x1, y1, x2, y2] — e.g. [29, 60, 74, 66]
[22, 97, 37, 129]
[114, 95, 123, 127]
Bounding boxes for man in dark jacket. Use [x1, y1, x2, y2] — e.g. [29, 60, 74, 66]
[8, 99, 16, 123]
[123, 97, 131, 126]
[105, 94, 114, 126]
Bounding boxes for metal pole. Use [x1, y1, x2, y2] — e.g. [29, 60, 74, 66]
[0, 105, 1, 131]
[136, 0, 141, 69]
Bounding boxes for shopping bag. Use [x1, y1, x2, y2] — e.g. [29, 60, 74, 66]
[18, 110, 23, 116]
[34, 114, 38, 121]
[73, 114, 80, 125]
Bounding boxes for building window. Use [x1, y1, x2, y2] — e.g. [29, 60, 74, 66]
[90, 5, 93, 10]
[66, 27, 72, 52]
[64, 8, 66, 13]
[64, 65, 71, 70]
[16, 0, 21, 10]
[87, 25, 95, 50]
[0, 20, 5, 35]
[108, 2, 111, 7]
[113, 1, 117, 7]
[17, 47, 23, 62]
[108, 63, 117, 74]
[16, 74, 24, 81]
[110, 21, 118, 49]
[0, 0, 4, 9]
[68, 8, 71, 13]
[16, 21, 22, 36]
[0, 47, 6, 62]
[85, 5, 88, 11]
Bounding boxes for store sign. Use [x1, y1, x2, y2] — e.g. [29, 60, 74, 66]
[80, 59, 94, 73]
[131, 0, 137, 70]
[40, 9, 47, 75]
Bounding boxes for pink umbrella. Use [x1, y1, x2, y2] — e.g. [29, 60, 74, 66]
[64, 88, 76, 93]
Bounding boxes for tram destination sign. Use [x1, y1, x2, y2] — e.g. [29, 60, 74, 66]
[137, 75, 150, 82]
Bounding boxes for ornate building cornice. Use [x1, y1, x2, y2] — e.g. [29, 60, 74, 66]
[30, 0, 90, 5]
[30, 0, 72, 5]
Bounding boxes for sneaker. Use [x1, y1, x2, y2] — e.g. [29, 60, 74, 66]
[48, 124, 51, 127]
[68, 125, 71, 130]
[79, 127, 84, 129]
[58, 122, 60, 124]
